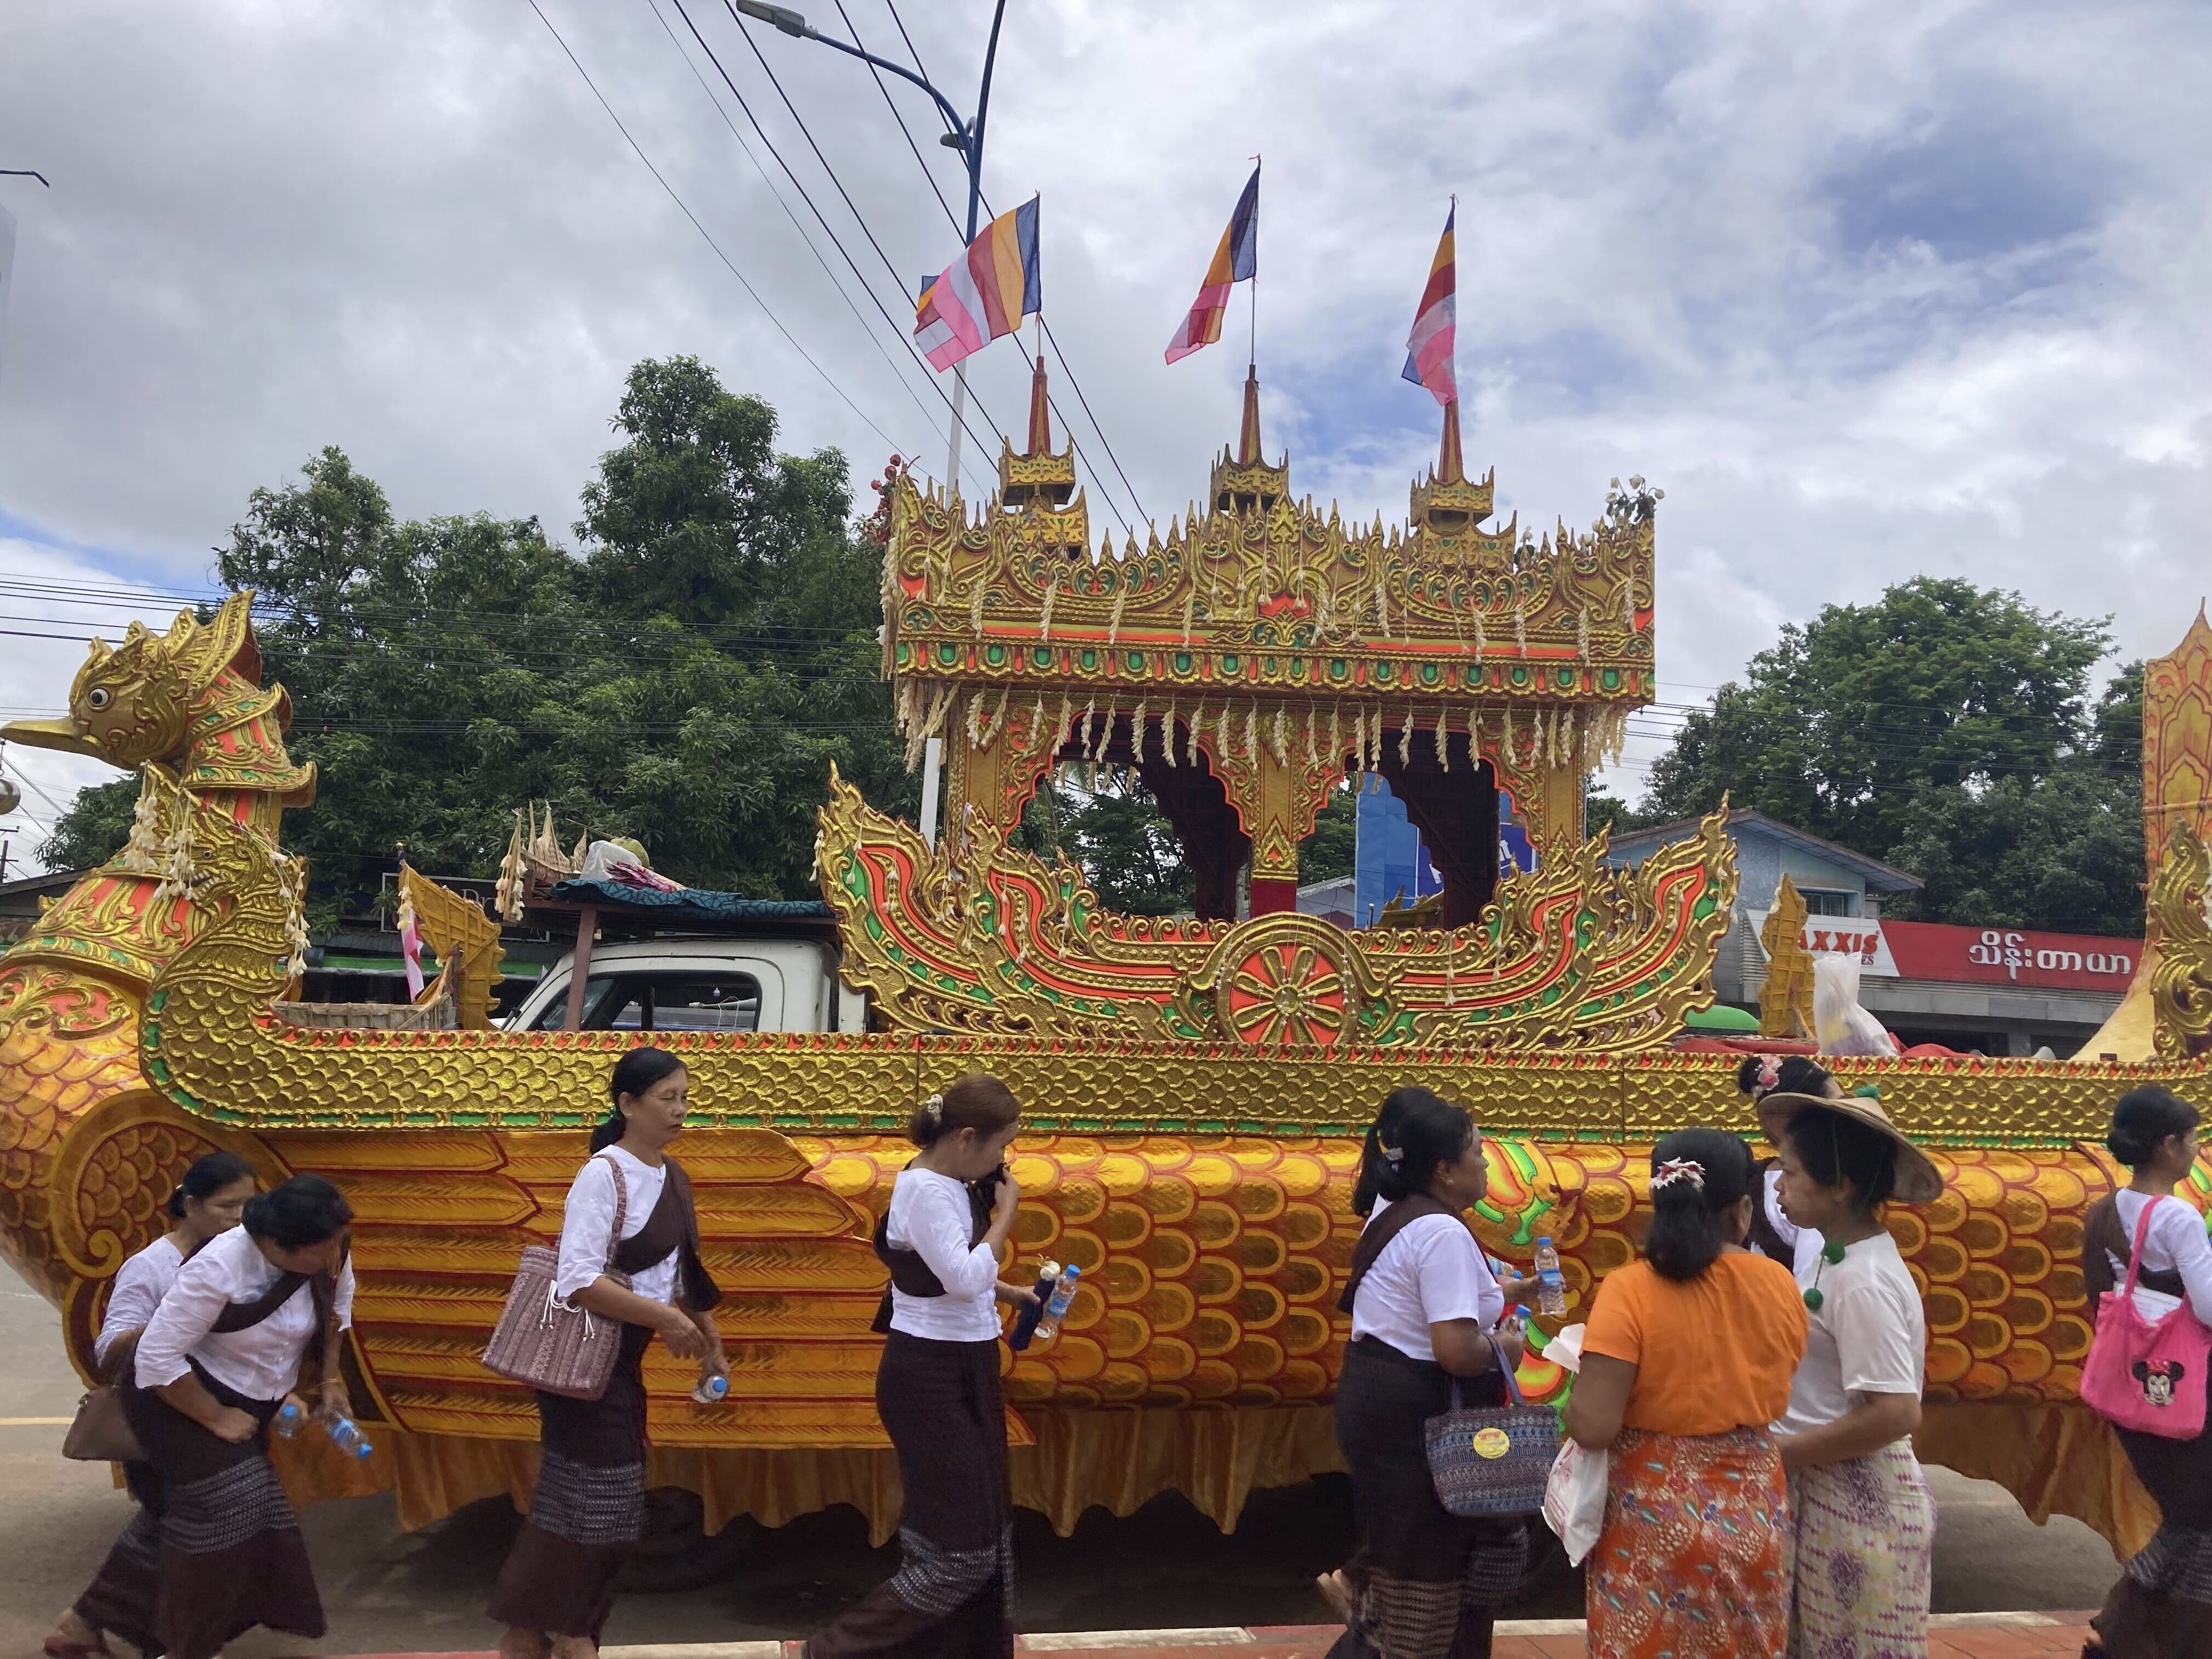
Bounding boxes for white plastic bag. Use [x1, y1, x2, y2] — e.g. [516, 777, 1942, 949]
[1543, 1322, 1587, 1374]
[1541, 1438, 1608, 1566]
[1812, 955, 1897, 1057]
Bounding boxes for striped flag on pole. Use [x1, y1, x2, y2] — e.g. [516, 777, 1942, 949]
[915, 196, 1041, 373]
[1165, 163, 1260, 365]
[1401, 204, 1457, 406]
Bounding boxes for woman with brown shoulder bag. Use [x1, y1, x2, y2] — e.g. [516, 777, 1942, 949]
[489, 1046, 725, 1659]
[48, 1150, 257, 1659]
[119, 1172, 356, 1659]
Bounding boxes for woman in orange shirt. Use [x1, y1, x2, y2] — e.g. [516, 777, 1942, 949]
[1564, 1129, 1810, 1659]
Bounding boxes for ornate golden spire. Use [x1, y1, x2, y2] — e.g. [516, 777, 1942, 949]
[998, 353, 1077, 512]
[1410, 397, 1493, 538]
[1026, 352, 1052, 456]
[1211, 362, 1289, 515]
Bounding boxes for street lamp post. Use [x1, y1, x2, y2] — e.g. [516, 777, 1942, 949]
[732, 0, 1008, 850]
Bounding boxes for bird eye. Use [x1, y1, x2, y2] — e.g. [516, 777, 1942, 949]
[86, 687, 112, 710]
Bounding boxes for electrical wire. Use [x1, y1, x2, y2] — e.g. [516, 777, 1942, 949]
[523, 0, 912, 461]
[667, 0, 1006, 486]
[842, 0, 1150, 531]
[642, 0, 989, 496]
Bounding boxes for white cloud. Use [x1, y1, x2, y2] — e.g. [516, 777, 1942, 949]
[0, 0, 2204, 827]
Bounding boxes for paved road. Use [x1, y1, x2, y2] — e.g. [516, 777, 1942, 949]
[0, 1263, 2121, 1656]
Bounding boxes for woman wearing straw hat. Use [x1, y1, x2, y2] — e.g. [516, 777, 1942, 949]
[1768, 1082, 1943, 1658]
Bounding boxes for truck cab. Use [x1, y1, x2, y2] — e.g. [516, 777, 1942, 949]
[506, 936, 868, 1035]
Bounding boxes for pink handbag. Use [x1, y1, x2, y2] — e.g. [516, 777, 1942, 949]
[482, 1154, 632, 1401]
[2081, 1196, 2211, 1438]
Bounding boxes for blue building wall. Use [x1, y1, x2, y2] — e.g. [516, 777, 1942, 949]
[1353, 778, 1440, 928]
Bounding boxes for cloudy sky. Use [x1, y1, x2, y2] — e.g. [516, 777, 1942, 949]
[0, 0, 2206, 864]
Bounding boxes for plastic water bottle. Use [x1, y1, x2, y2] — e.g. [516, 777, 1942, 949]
[1034, 1263, 1080, 1341]
[1514, 1305, 1548, 1354]
[693, 1373, 730, 1403]
[1534, 1237, 1567, 1318]
[1009, 1262, 1062, 1352]
[272, 1401, 305, 1438]
[324, 1414, 374, 1460]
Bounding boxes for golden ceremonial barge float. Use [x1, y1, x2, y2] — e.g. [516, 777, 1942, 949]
[3, 372, 2209, 1555]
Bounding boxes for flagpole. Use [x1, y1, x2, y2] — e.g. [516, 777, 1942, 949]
[1248, 154, 1261, 370]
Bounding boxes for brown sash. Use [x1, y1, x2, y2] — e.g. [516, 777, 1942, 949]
[2084, 1194, 2188, 1302]
[870, 1170, 993, 1334]
[1337, 1192, 1460, 1316]
[614, 1156, 721, 1314]
[182, 1232, 342, 1374]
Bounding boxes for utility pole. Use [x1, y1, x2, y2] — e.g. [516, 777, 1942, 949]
[735, 0, 1009, 848]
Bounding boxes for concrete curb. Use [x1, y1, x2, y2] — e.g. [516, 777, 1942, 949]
[301, 1611, 2091, 1657]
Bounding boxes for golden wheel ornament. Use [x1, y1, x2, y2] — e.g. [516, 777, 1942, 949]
[1222, 938, 1347, 1047]
[1193, 912, 1391, 1048]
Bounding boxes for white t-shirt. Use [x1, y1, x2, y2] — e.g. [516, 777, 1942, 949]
[96, 1235, 185, 1367]
[1776, 1229, 1924, 1437]
[1348, 1201, 1502, 1363]
[885, 1167, 1002, 1342]
[2101, 1189, 2212, 1325]
[135, 1225, 357, 1402]
[556, 1147, 678, 1306]
[1763, 1169, 1826, 1279]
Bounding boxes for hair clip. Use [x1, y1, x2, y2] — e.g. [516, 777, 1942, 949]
[1753, 1056, 1782, 1095]
[1379, 1142, 1404, 1166]
[1651, 1158, 1706, 1192]
[923, 1093, 945, 1125]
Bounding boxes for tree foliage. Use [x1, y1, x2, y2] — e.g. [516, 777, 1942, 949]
[43, 358, 915, 900]
[1640, 577, 2142, 935]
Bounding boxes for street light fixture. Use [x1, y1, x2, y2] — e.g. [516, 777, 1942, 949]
[732, 0, 1009, 850]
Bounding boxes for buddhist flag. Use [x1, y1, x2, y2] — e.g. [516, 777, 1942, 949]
[397, 887, 425, 1000]
[1401, 204, 1456, 407]
[915, 196, 1041, 373]
[1165, 163, 1260, 364]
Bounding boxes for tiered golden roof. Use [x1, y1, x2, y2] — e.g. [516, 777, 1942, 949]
[881, 369, 1659, 882]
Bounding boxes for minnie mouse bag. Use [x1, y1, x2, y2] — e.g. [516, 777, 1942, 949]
[2080, 1197, 2210, 1438]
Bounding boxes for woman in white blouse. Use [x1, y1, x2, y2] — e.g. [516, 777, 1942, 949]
[2080, 1086, 2212, 1658]
[1768, 1090, 1942, 1658]
[491, 1047, 724, 1659]
[805, 1073, 1031, 1659]
[119, 1172, 355, 1659]
[1325, 1087, 1526, 1659]
[48, 1150, 257, 1659]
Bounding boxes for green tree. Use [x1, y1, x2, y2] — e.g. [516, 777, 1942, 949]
[1042, 774, 1194, 916]
[1639, 578, 2140, 934]
[1298, 784, 1358, 882]
[40, 778, 138, 873]
[41, 360, 916, 902]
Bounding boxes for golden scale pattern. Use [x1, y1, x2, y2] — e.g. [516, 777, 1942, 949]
[5, 594, 2212, 1554]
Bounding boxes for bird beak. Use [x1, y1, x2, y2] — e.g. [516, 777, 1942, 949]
[1, 715, 98, 757]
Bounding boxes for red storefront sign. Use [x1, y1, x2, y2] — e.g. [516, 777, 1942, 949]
[1880, 921, 2139, 992]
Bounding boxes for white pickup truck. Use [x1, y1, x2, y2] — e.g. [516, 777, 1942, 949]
[503, 937, 868, 1035]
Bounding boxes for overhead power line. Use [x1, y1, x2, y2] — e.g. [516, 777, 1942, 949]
[523, 0, 912, 462]
[665, 0, 1007, 495]
[853, 0, 1151, 531]
[642, 0, 992, 497]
